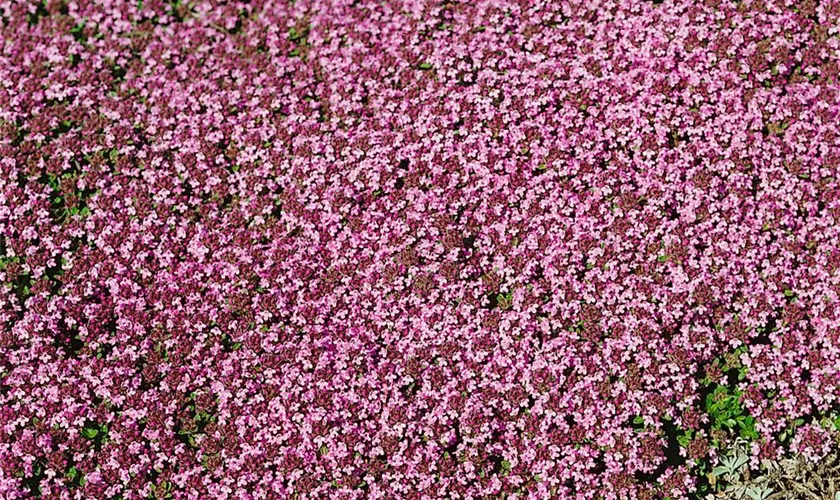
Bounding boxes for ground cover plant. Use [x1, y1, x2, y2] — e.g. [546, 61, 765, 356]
[1, 0, 840, 498]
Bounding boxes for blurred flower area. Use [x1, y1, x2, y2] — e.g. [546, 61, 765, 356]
[2, 0, 840, 498]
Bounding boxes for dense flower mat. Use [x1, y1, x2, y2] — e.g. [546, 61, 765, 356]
[2, 0, 840, 497]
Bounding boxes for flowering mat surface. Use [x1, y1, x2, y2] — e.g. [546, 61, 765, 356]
[2, 0, 840, 498]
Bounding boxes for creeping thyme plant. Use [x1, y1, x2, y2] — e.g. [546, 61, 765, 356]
[2, 0, 840, 498]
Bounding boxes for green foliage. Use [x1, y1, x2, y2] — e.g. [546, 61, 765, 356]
[500, 459, 512, 477]
[778, 417, 806, 445]
[288, 24, 310, 57]
[702, 347, 754, 431]
[82, 422, 109, 441]
[705, 385, 758, 441]
[289, 25, 310, 44]
[496, 291, 513, 310]
[23, 460, 45, 497]
[0, 255, 21, 270]
[676, 428, 694, 448]
[147, 480, 173, 500]
[65, 466, 87, 488]
[81, 427, 99, 439]
[40, 171, 96, 223]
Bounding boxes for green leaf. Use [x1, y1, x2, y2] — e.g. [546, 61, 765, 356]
[500, 459, 512, 476]
[712, 466, 729, 477]
[740, 426, 759, 440]
[288, 25, 310, 43]
[81, 427, 99, 439]
[418, 62, 433, 70]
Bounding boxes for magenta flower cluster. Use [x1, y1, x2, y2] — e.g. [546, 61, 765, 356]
[2, 0, 840, 497]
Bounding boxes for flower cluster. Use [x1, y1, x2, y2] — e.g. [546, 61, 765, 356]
[2, 0, 840, 498]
